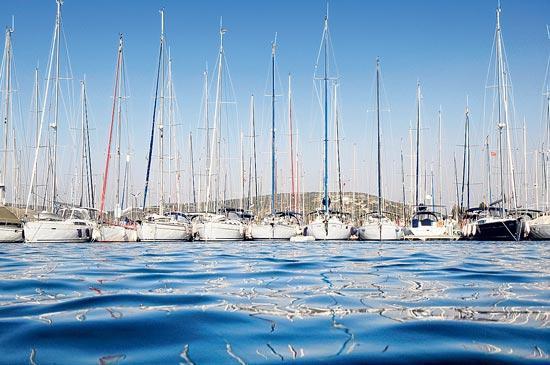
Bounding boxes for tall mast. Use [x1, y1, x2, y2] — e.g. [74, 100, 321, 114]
[322, 10, 329, 214]
[143, 9, 165, 211]
[78, 80, 85, 207]
[99, 35, 123, 218]
[288, 73, 296, 211]
[522, 119, 527, 208]
[460, 101, 470, 211]
[206, 19, 225, 213]
[189, 132, 196, 211]
[486, 136, 492, 206]
[202, 66, 209, 212]
[495, 4, 517, 214]
[352, 143, 356, 222]
[239, 130, 244, 211]
[25, 1, 59, 215]
[32, 67, 40, 210]
[250, 94, 258, 214]
[50, 0, 63, 212]
[438, 107, 442, 207]
[400, 140, 406, 222]
[158, 9, 166, 215]
[0, 25, 14, 205]
[415, 81, 421, 207]
[270, 34, 277, 215]
[376, 58, 382, 215]
[334, 83, 344, 212]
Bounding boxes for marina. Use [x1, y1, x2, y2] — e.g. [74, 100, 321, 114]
[0, 0, 549, 363]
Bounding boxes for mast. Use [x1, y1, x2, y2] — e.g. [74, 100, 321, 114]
[352, 143, 356, 222]
[83, 83, 94, 208]
[534, 149, 539, 210]
[485, 136, 492, 206]
[400, 140, 406, 222]
[50, 0, 62, 212]
[523, 118, 528, 208]
[239, 130, 244, 211]
[189, 132, 196, 211]
[460, 101, 470, 211]
[250, 94, 258, 214]
[202, 66, 209, 212]
[376, 58, 382, 215]
[206, 19, 225, 213]
[288, 73, 296, 211]
[78, 80, 85, 207]
[495, 4, 517, 214]
[438, 107, 442, 207]
[322, 11, 329, 214]
[143, 9, 165, 211]
[99, 35, 123, 218]
[334, 83, 344, 212]
[158, 10, 166, 215]
[270, 34, 277, 215]
[25, 0, 61, 215]
[415, 81, 421, 207]
[0, 25, 14, 205]
[32, 67, 40, 210]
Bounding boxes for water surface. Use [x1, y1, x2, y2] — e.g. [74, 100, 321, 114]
[0, 241, 548, 364]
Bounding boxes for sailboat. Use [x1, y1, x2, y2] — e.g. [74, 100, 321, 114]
[472, 4, 525, 241]
[357, 59, 403, 241]
[250, 35, 301, 240]
[193, 19, 244, 241]
[139, 10, 191, 242]
[528, 26, 550, 240]
[24, 0, 93, 243]
[403, 82, 457, 241]
[95, 35, 138, 242]
[305, 10, 353, 241]
[0, 24, 23, 242]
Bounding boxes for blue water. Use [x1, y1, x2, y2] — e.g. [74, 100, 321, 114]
[0, 241, 548, 364]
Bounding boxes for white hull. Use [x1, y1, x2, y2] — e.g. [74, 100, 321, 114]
[24, 220, 93, 243]
[195, 221, 243, 241]
[358, 221, 403, 241]
[0, 225, 24, 242]
[249, 223, 299, 240]
[138, 221, 191, 241]
[404, 224, 458, 241]
[96, 224, 138, 242]
[529, 223, 550, 240]
[306, 219, 352, 240]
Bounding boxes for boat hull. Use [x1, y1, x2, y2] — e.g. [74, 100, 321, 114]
[249, 223, 299, 240]
[195, 221, 243, 241]
[474, 218, 523, 241]
[24, 220, 92, 243]
[305, 221, 352, 240]
[0, 225, 24, 242]
[529, 223, 550, 240]
[96, 224, 138, 242]
[358, 222, 403, 241]
[138, 221, 191, 241]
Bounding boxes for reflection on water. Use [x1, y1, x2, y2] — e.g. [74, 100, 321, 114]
[0, 241, 548, 364]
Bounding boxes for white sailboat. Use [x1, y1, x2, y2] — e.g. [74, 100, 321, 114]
[528, 26, 550, 240]
[96, 35, 138, 242]
[250, 35, 300, 240]
[140, 10, 191, 242]
[357, 59, 403, 241]
[403, 82, 457, 241]
[24, 0, 93, 243]
[0, 24, 23, 242]
[194, 20, 244, 241]
[305, 9, 352, 241]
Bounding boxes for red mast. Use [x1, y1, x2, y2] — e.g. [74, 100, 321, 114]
[99, 35, 123, 218]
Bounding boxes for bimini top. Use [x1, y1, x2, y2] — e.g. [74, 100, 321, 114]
[0, 206, 20, 225]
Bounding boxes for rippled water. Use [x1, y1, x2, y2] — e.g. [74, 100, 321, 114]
[0, 241, 548, 364]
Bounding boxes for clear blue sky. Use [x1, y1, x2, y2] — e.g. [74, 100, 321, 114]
[1, 0, 549, 208]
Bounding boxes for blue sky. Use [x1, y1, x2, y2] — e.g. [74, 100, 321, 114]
[1, 0, 549, 209]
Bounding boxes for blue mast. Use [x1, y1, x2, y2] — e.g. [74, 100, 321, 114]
[271, 35, 277, 215]
[323, 13, 329, 215]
